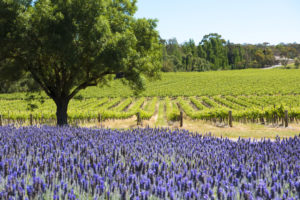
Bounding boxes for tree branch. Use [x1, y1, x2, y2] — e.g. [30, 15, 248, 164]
[67, 71, 110, 100]
[29, 68, 55, 98]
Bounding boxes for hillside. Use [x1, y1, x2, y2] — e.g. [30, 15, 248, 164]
[80, 69, 300, 97]
[1, 68, 300, 100]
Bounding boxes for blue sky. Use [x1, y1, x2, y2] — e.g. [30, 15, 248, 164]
[134, 0, 300, 45]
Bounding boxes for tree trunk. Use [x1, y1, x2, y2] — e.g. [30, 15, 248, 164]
[55, 98, 69, 126]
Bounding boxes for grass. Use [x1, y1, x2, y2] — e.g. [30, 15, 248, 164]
[75, 115, 300, 139]
[155, 100, 167, 126]
[182, 120, 300, 139]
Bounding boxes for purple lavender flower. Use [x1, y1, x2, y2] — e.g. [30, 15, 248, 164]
[0, 126, 299, 199]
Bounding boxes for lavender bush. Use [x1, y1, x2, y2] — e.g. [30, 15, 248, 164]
[0, 126, 300, 199]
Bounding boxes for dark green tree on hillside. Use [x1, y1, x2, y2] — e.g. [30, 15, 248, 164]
[0, 0, 162, 125]
[199, 33, 229, 70]
[162, 38, 184, 72]
[182, 39, 198, 71]
[227, 42, 244, 69]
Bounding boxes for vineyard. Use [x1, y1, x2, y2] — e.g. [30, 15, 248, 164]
[1, 69, 300, 125]
[1, 69, 300, 100]
[1, 94, 300, 125]
[78, 69, 300, 97]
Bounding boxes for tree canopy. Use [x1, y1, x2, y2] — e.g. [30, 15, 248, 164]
[0, 0, 162, 125]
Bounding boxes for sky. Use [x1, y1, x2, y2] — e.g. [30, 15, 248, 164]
[134, 0, 300, 45]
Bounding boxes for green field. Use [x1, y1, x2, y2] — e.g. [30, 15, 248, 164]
[1, 68, 300, 100]
[70, 68, 300, 97]
[1, 69, 300, 124]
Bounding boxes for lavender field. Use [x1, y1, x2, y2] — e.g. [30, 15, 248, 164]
[0, 126, 300, 199]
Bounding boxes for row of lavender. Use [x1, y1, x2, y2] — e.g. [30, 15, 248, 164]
[0, 126, 300, 199]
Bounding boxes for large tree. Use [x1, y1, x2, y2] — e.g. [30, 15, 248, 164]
[198, 33, 229, 70]
[0, 0, 162, 125]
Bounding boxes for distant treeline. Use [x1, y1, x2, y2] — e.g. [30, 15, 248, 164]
[161, 33, 300, 72]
